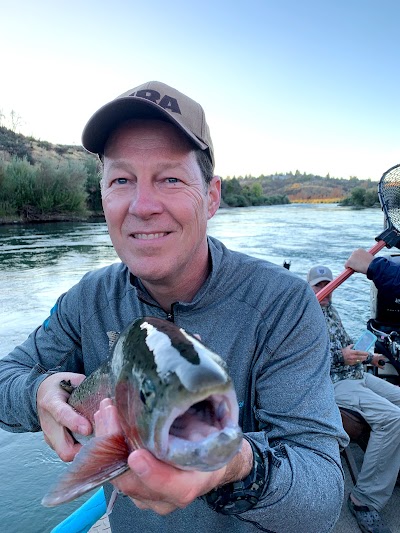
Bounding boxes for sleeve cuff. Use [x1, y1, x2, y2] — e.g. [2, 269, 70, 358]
[201, 437, 267, 515]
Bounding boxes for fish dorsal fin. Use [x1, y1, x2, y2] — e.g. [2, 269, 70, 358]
[107, 330, 120, 351]
[42, 434, 130, 507]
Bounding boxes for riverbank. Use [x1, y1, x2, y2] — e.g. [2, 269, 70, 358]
[0, 201, 377, 226]
[0, 212, 105, 226]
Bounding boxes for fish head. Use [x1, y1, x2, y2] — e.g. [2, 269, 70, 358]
[113, 317, 243, 471]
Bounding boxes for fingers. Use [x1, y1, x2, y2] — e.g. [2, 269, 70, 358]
[44, 425, 84, 462]
[345, 249, 373, 274]
[130, 496, 183, 515]
[125, 449, 219, 508]
[38, 373, 92, 433]
[108, 449, 214, 514]
[372, 355, 388, 367]
[94, 399, 122, 437]
[343, 346, 370, 365]
[37, 372, 93, 461]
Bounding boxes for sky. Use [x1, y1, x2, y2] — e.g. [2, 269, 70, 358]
[1, 0, 399, 181]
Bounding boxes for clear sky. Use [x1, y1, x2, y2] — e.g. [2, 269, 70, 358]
[1, 0, 399, 180]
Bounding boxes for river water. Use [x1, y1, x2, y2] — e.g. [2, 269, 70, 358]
[0, 203, 392, 532]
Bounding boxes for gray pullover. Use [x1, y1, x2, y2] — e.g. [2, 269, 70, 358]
[0, 237, 347, 532]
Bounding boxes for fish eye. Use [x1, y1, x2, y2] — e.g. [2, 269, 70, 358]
[139, 377, 156, 410]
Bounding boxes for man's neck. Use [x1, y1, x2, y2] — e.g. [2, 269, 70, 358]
[142, 271, 208, 312]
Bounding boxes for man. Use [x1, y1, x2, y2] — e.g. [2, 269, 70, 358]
[0, 82, 346, 533]
[346, 249, 400, 296]
[308, 264, 400, 533]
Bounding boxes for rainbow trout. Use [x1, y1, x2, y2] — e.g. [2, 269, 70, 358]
[42, 317, 242, 506]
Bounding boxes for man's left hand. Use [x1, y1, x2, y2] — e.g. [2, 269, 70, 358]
[94, 398, 251, 515]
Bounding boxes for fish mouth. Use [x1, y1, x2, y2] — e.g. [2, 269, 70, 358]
[159, 391, 243, 471]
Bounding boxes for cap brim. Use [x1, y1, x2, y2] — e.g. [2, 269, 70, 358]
[82, 97, 208, 155]
[309, 276, 333, 287]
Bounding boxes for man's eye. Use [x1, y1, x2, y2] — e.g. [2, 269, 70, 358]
[166, 178, 179, 184]
[114, 178, 128, 185]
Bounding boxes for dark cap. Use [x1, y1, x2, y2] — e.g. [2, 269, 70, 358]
[81, 81, 214, 167]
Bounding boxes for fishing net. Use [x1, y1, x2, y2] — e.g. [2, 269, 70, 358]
[377, 164, 400, 248]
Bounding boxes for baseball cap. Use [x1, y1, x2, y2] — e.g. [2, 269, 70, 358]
[81, 81, 214, 167]
[307, 265, 333, 286]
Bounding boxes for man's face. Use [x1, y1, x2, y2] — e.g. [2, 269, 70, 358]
[311, 280, 332, 307]
[101, 119, 220, 289]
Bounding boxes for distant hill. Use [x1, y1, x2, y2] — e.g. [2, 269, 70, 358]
[0, 126, 95, 166]
[0, 126, 379, 209]
[223, 172, 379, 205]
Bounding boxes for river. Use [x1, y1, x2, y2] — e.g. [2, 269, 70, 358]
[0, 203, 392, 532]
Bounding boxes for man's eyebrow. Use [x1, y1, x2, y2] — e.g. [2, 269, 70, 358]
[105, 160, 134, 173]
[106, 160, 186, 173]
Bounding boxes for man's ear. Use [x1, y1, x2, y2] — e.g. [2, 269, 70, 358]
[207, 175, 221, 219]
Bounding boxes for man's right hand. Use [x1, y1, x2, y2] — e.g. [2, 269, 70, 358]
[345, 249, 374, 274]
[37, 372, 92, 462]
[341, 345, 370, 365]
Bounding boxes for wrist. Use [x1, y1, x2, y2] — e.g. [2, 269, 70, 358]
[364, 353, 373, 365]
[218, 437, 253, 486]
[201, 437, 266, 515]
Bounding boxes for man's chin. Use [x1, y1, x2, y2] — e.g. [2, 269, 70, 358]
[127, 262, 169, 283]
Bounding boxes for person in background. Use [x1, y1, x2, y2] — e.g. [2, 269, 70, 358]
[308, 265, 400, 533]
[345, 249, 400, 296]
[0, 82, 347, 533]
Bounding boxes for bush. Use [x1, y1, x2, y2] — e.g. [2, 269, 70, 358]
[36, 159, 89, 213]
[224, 193, 250, 207]
[0, 156, 90, 219]
[339, 187, 378, 208]
[84, 158, 102, 212]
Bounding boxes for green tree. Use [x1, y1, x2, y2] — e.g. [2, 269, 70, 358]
[349, 187, 366, 206]
[250, 182, 263, 198]
[363, 189, 379, 207]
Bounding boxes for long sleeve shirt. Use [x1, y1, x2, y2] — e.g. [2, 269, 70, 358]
[321, 303, 364, 384]
[368, 256, 400, 296]
[0, 237, 348, 533]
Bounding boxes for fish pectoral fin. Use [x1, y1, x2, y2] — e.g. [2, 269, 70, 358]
[41, 434, 130, 507]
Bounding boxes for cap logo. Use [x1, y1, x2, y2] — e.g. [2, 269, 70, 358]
[317, 267, 326, 275]
[130, 90, 182, 115]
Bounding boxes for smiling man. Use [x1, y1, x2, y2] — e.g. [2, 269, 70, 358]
[0, 82, 347, 533]
[101, 119, 219, 309]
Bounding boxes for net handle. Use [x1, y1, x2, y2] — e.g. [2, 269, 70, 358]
[316, 240, 386, 302]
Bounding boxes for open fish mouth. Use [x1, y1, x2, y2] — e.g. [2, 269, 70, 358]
[160, 391, 242, 471]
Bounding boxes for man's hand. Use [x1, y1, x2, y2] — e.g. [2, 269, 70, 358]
[341, 345, 370, 365]
[345, 249, 374, 274]
[37, 372, 92, 462]
[370, 354, 388, 368]
[94, 398, 252, 515]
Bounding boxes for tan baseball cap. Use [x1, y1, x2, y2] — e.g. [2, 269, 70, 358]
[81, 81, 214, 167]
[307, 265, 333, 286]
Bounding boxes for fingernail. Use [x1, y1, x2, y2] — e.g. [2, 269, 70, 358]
[132, 455, 149, 477]
[78, 424, 89, 435]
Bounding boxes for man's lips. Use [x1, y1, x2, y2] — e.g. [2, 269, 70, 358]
[131, 232, 170, 240]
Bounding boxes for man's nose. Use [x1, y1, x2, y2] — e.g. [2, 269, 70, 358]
[128, 182, 163, 217]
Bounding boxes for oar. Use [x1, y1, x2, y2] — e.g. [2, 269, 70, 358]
[317, 164, 400, 303]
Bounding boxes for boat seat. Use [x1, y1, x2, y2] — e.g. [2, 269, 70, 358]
[339, 407, 371, 484]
